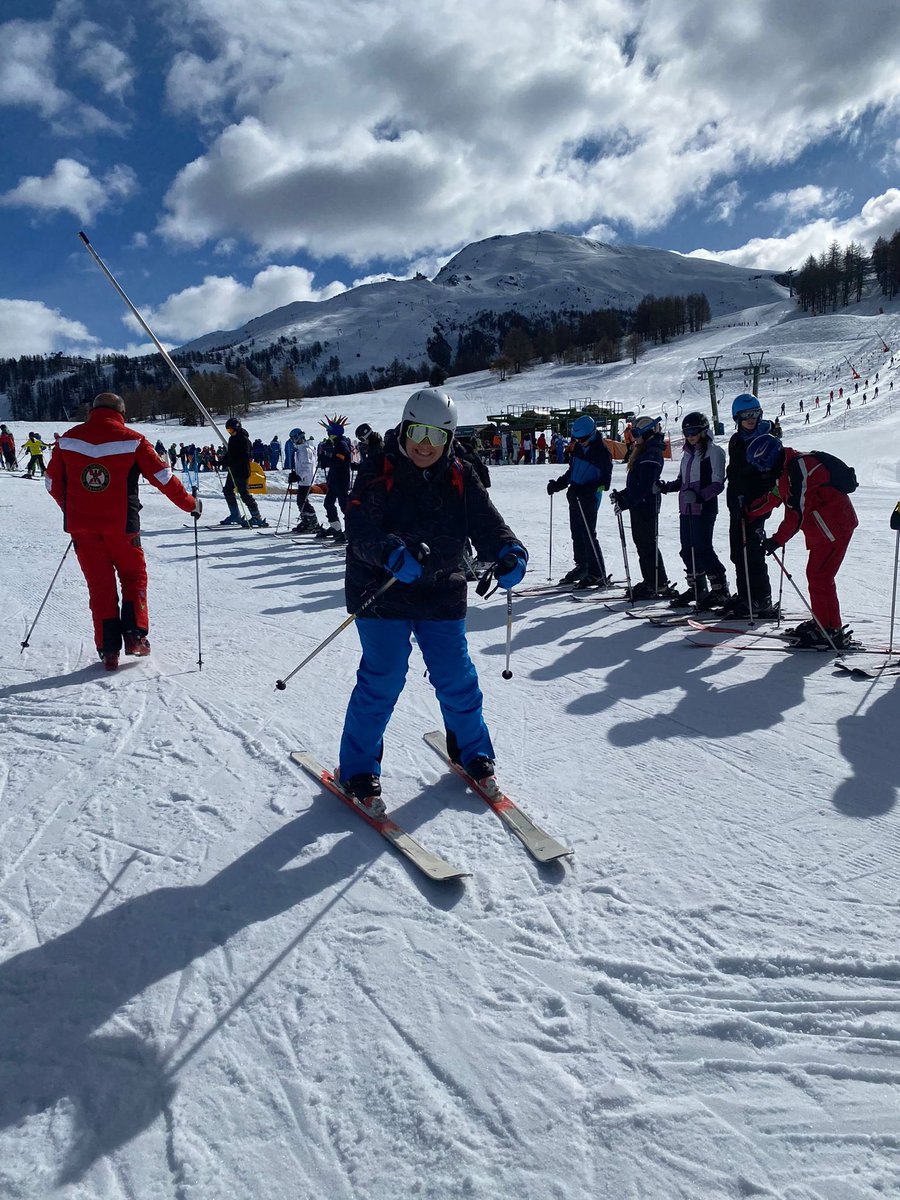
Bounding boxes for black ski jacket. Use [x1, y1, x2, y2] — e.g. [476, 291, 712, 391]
[344, 430, 521, 620]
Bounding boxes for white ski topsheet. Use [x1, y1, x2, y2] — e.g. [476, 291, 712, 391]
[2, 309, 900, 1199]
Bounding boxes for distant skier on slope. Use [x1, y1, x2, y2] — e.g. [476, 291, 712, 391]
[45, 393, 200, 669]
[335, 386, 527, 815]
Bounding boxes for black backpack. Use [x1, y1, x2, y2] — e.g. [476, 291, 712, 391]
[811, 450, 858, 494]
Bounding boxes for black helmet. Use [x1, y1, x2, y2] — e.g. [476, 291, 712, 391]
[355, 422, 373, 440]
[225, 416, 241, 431]
[681, 411, 709, 436]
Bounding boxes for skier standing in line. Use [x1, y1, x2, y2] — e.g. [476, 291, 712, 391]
[336, 387, 527, 814]
[744, 434, 857, 649]
[657, 411, 729, 608]
[609, 415, 676, 599]
[287, 429, 318, 532]
[219, 417, 269, 527]
[45, 393, 201, 669]
[315, 415, 352, 542]
[718, 394, 778, 618]
[546, 414, 613, 587]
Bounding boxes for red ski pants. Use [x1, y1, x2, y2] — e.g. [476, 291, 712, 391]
[805, 532, 851, 629]
[72, 530, 149, 652]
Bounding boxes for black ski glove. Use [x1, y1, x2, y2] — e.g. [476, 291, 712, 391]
[891, 501, 900, 531]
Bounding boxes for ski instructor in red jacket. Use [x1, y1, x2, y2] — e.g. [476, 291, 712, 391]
[46, 392, 201, 669]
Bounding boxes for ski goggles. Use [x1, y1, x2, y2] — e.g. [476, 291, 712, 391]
[406, 423, 450, 447]
[736, 409, 761, 422]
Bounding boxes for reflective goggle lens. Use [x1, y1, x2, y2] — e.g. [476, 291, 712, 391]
[407, 423, 449, 446]
[737, 410, 759, 421]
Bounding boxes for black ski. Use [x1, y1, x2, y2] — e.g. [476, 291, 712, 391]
[290, 751, 469, 882]
[423, 732, 572, 863]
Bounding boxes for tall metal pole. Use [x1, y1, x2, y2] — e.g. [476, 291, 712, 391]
[78, 232, 226, 445]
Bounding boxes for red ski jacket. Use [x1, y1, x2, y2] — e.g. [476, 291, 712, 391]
[746, 447, 858, 548]
[46, 407, 197, 533]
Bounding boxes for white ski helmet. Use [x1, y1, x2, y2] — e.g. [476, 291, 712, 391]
[400, 387, 458, 435]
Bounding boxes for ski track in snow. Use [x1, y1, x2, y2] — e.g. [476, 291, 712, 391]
[1, 298, 900, 1198]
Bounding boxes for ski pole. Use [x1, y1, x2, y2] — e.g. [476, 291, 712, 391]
[740, 515, 756, 627]
[768, 550, 840, 654]
[502, 591, 513, 680]
[547, 492, 554, 581]
[21, 539, 73, 651]
[775, 540, 786, 629]
[614, 505, 633, 596]
[275, 544, 429, 690]
[274, 476, 291, 533]
[575, 494, 607, 580]
[889, 527, 900, 656]
[191, 488, 203, 669]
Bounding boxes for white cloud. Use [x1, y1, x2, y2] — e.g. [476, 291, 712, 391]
[0, 7, 132, 133]
[153, 0, 900, 263]
[68, 20, 135, 100]
[711, 181, 744, 224]
[0, 299, 99, 357]
[123, 264, 347, 341]
[0, 159, 137, 223]
[759, 185, 849, 220]
[690, 188, 900, 271]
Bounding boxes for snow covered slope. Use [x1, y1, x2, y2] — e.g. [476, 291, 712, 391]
[179, 231, 786, 379]
[1, 298, 899, 1199]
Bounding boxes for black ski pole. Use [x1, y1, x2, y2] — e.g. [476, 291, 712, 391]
[889, 527, 900, 656]
[740, 515, 756, 628]
[191, 488, 203, 669]
[547, 491, 554, 582]
[275, 544, 429, 690]
[21, 539, 73, 651]
[502, 590, 513, 680]
[614, 504, 633, 597]
[575, 494, 607, 580]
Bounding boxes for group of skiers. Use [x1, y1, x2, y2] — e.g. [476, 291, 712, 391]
[545, 393, 862, 650]
[18, 379, 897, 811]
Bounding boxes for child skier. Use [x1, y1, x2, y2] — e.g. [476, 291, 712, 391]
[315, 415, 352, 542]
[337, 387, 527, 814]
[546, 414, 613, 587]
[722, 394, 777, 617]
[745, 434, 858, 648]
[287, 429, 318, 532]
[610, 415, 675, 599]
[658, 411, 729, 608]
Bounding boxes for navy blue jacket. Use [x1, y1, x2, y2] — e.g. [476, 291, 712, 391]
[553, 432, 613, 496]
[345, 430, 520, 620]
[326, 435, 352, 495]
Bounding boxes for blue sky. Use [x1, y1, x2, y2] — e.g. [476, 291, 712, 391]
[1, 0, 899, 358]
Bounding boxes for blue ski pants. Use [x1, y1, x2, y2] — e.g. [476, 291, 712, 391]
[339, 617, 494, 780]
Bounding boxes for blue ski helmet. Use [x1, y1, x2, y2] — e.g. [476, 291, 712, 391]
[570, 414, 596, 439]
[746, 433, 783, 472]
[289, 427, 303, 439]
[732, 393, 762, 422]
[633, 415, 662, 439]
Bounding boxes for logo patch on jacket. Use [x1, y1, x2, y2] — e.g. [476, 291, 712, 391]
[82, 463, 111, 491]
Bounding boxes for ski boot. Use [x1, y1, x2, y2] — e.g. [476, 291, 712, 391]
[99, 649, 120, 671]
[341, 772, 386, 817]
[465, 755, 500, 799]
[249, 514, 269, 528]
[559, 565, 586, 586]
[124, 634, 151, 657]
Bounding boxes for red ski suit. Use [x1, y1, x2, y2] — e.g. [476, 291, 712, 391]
[747, 448, 858, 629]
[46, 408, 197, 653]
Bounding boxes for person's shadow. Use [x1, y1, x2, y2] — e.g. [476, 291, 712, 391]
[833, 675, 900, 817]
[0, 806, 457, 1183]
